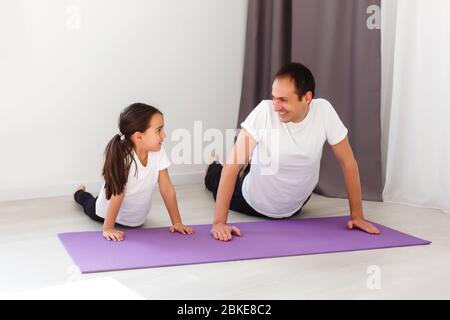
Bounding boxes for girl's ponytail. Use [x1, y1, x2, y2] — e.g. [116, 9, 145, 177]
[102, 133, 133, 200]
[101, 103, 162, 200]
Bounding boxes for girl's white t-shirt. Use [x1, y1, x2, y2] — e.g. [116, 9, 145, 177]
[240, 98, 348, 218]
[96, 147, 170, 227]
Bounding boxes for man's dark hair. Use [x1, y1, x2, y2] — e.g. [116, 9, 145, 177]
[274, 62, 315, 99]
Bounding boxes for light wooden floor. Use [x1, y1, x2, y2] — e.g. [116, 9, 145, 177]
[1, 184, 449, 299]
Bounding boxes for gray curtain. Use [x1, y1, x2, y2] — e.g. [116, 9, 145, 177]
[238, 0, 382, 201]
[238, 0, 292, 125]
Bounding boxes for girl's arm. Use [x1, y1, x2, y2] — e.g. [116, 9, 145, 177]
[158, 169, 194, 235]
[103, 192, 126, 241]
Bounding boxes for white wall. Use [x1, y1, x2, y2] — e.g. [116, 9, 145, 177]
[0, 0, 248, 201]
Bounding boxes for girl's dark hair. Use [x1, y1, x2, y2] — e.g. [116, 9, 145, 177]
[102, 103, 162, 199]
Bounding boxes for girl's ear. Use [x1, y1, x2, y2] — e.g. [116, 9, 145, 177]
[131, 131, 142, 142]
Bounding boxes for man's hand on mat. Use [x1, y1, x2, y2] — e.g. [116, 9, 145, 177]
[211, 223, 241, 241]
[347, 218, 380, 234]
[103, 228, 125, 241]
[170, 223, 194, 235]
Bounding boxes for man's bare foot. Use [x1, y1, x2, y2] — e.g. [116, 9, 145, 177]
[204, 152, 219, 174]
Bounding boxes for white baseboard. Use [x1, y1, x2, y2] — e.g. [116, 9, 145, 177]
[0, 171, 204, 202]
[169, 171, 204, 185]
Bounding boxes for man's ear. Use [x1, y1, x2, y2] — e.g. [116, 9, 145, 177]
[302, 91, 313, 104]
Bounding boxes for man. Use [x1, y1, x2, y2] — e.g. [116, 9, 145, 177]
[205, 62, 380, 241]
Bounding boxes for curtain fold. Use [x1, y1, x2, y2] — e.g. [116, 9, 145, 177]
[237, 0, 292, 127]
[381, 0, 450, 213]
[239, 0, 383, 201]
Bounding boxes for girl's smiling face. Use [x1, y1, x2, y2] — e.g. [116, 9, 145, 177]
[132, 113, 166, 152]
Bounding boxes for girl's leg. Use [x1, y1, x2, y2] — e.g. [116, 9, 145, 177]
[74, 188, 104, 223]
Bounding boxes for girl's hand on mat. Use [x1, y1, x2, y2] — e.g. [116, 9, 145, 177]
[347, 218, 381, 234]
[103, 228, 125, 241]
[210, 223, 241, 241]
[170, 223, 194, 235]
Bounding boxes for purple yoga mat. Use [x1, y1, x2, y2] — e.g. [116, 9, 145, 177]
[58, 216, 430, 273]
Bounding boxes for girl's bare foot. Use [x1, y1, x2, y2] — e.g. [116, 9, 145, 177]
[74, 185, 86, 202]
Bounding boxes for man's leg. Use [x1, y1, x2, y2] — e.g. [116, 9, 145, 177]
[289, 194, 312, 217]
[205, 162, 265, 217]
[204, 161, 223, 200]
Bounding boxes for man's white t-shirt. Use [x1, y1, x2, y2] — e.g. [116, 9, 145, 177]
[240, 98, 348, 218]
[96, 147, 170, 227]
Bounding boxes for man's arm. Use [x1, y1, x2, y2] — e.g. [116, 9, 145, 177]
[331, 136, 380, 234]
[211, 129, 257, 241]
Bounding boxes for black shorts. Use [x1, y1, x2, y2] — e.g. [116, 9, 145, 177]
[204, 162, 311, 218]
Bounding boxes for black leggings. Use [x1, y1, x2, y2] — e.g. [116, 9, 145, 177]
[204, 162, 311, 218]
[74, 190, 104, 223]
[74, 190, 139, 228]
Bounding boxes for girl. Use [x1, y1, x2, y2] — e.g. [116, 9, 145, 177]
[74, 103, 194, 241]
